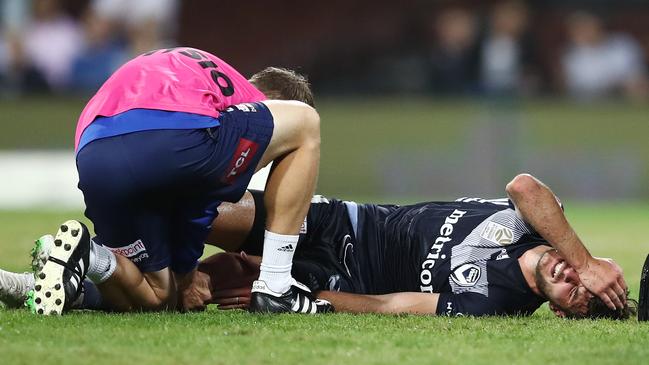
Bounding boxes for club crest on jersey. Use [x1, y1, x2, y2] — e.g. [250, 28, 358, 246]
[481, 221, 514, 246]
[451, 263, 481, 287]
[222, 138, 259, 184]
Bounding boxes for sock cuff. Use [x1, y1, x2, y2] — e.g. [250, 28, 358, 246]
[264, 230, 299, 243]
[260, 262, 293, 273]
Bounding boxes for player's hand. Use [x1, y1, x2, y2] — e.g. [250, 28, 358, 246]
[577, 257, 627, 310]
[211, 287, 251, 310]
[195, 251, 259, 310]
[178, 270, 213, 312]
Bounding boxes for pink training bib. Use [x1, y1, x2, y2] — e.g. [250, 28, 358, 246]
[75, 48, 266, 149]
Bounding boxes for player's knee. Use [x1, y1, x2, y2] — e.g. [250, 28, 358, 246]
[301, 106, 321, 147]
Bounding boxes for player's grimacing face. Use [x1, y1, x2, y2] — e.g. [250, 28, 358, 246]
[535, 249, 593, 316]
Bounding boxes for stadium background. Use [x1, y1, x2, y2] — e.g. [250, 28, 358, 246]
[1, 0, 649, 207]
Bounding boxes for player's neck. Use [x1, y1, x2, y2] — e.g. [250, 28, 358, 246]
[518, 245, 552, 297]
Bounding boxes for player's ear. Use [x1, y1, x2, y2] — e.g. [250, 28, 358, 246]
[549, 302, 567, 318]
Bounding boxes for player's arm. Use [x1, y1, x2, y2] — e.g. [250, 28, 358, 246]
[203, 255, 441, 315]
[505, 173, 627, 309]
[315, 291, 439, 315]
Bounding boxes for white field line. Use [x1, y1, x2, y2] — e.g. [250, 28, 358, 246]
[0, 151, 270, 209]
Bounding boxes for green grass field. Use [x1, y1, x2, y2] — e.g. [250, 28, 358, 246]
[1, 204, 649, 365]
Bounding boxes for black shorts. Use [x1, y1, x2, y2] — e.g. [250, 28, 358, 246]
[241, 191, 386, 294]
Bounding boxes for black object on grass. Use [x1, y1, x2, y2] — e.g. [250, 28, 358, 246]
[639, 254, 649, 321]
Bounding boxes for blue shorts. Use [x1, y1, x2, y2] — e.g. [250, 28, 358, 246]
[76, 102, 273, 273]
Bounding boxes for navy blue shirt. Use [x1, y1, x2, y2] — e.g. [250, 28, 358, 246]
[361, 197, 546, 316]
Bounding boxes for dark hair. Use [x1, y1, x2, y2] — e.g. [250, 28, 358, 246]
[567, 290, 638, 320]
[249, 67, 315, 107]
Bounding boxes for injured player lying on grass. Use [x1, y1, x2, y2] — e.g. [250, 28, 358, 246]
[0, 174, 637, 318]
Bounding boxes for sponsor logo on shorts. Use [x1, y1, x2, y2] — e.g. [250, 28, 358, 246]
[131, 253, 149, 263]
[108, 239, 147, 258]
[222, 138, 259, 184]
[450, 263, 481, 287]
[107, 240, 150, 264]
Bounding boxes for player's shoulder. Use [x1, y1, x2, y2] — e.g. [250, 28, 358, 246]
[395, 197, 513, 217]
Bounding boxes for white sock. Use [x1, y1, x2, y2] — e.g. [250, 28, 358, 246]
[0, 270, 34, 297]
[87, 239, 117, 284]
[258, 230, 298, 293]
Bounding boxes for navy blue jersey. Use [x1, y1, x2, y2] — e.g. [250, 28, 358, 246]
[376, 197, 546, 316]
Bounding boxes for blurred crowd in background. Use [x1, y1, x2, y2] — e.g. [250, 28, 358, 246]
[0, 0, 648, 102]
[0, 0, 178, 95]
